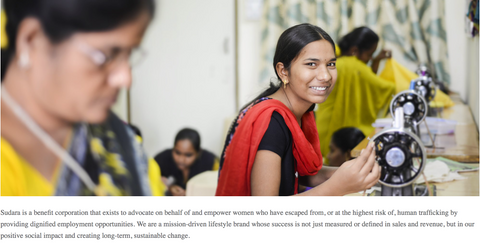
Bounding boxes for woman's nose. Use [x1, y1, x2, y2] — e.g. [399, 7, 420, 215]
[316, 66, 331, 82]
[107, 62, 132, 89]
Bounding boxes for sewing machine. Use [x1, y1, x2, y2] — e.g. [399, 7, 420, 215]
[370, 105, 428, 196]
[389, 90, 428, 136]
[414, 65, 440, 117]
[410, 76, 436, 103]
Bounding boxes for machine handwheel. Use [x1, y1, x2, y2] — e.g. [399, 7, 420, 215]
[390, 90, 427, 124]
[370, 129, 426, 188]
[412, 76, 436, 102]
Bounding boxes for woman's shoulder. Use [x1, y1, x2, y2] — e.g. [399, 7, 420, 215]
[154, 149, 173, 161]
[1, 137, 54, 196]
[194, 149, 217, 171]
[270, 111, 291, 135]
[200, 149, 217, 159]
[338, 56, 369, 70]
[257, 111, 292, 153]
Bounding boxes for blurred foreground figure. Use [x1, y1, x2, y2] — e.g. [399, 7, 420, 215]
[1, 0, 164, 196]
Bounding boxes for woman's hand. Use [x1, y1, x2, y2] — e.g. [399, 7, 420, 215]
[325, 142, 381, 195]
[169, 185, 186, 196]
[371, 49, 392, 73]
[374, 49, 392, 61]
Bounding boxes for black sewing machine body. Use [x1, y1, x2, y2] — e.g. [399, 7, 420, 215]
[373, 101, 428, 196]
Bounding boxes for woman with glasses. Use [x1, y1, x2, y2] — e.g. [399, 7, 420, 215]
[1, 0, 163, 196]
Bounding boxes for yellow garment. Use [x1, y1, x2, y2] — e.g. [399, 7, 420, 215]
[379, 59, 454, 107]
[148, 158, 165, 196]
[212, 158, 220, 171]
[1, 138, 58, 195]
[1, 10, 7, 48]
[335, 43, 341, 57]
[133, 134, 166, 196]
[315, 56, 396, 158]
[1, 137, 164, 196]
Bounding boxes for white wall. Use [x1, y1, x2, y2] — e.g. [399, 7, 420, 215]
[129, 0, 236, 157]
[444, 0, 468, 102]
[111, 89, 128, 122]
[467, 35, 479, 125]
[444, 0, 479, 125]
[237, 0, 269, 107]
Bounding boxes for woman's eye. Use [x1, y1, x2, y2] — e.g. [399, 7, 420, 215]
[103, 49, 122, 64]
[306, 62, 316, 67]
[327, 62, 336, 67]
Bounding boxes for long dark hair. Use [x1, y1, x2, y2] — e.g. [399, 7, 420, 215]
[244, 23, 336, 112]
[338, 26, 379, 56]
[1, 0, 155, 80]
[331, 127, 365, 154]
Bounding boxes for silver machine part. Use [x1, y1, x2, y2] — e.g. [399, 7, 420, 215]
[390, 90, 428, 124]
[403, 102, 415, 115]
[417, 85, 427, 98]
[385, 147, 405, 167]
[370, 106, 427, 188]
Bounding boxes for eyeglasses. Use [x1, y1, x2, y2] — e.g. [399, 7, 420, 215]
[74, 39, 146, 69]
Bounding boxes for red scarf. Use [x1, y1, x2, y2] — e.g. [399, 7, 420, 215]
[215, 99, 323, 196]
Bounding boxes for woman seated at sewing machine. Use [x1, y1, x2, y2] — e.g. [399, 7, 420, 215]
[154, 128, 219, 196]
[215, 23, 380, 196]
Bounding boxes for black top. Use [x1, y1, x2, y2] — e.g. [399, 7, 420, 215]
[257, 111, 296, 195]
[154, 149, 216, 190]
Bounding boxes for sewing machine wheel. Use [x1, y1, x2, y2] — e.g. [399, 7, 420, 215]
[390, 90, 427, 124]
[370, 128, 427, 188]
[412, 76, 436, 102]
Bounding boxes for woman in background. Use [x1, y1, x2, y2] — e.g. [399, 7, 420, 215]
[327, 127, 366, 167]
[155, 128, 219, 196]
[1, 0, 163, 196]
[315, 26, 396, 160]
[216, 23, 380, 196]
[338, 26, 391, 73]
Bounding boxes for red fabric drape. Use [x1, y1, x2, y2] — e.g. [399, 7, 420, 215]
[216, 99, 323, 196]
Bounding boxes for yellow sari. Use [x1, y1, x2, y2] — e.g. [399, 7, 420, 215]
[379, 59, 454, 107]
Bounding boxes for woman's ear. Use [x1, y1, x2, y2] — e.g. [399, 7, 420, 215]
[15, 18, 49, 68]
[275, 62, 289, 82]
[16, 18, 44, 56]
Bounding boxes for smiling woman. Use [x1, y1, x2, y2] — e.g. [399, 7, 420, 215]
[216, 23, 381, 196]
[1, 0, 163, 196]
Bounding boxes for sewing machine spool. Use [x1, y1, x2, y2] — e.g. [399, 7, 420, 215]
[370, 107, 427, 196]
[390, 90, 428, 134]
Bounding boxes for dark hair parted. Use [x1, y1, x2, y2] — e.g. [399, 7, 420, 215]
[175, 128, 201, 152]
[1, 0, 155, 80]
[338, 26, 379, 56]
[245, 23, 336, 112]
[331, 127, 365, 154]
